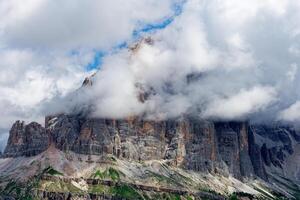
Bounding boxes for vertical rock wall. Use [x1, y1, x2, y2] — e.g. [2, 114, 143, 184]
[5, 114, 298, 181]
[3, 121, 49, 157]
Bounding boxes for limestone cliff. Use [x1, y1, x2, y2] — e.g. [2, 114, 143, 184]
[4, 114, 300, 183]
[3, 121, 49, 157]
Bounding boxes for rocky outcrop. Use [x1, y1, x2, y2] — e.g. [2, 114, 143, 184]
[3, 114, 300, 182]
[45, 115, 81, 152]
[248, 127, 268, 180]
[249, 124, 300, 181]
[251, 125, 294, 169]
[214, 122, 255, 178]
[3, 121, 49, 157]
[46, 116, 253, 178]
[82, 73, 96, 87]
[183, 121, 253, 178]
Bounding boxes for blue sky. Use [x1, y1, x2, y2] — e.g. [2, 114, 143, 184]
[85, 0, 186, 71]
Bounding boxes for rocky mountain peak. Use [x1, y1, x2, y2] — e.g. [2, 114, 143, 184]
[3, 120, 48, 157]
[4, 114, 300, 182]
[81, 73, 96, 87]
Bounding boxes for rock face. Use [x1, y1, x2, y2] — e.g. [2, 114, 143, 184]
[251, 125, 295, 168]
[3, 114, 300, 181]
[46, 116, 252, 178]
[249, 124, 300, 181]
[3, 121, 49, 157]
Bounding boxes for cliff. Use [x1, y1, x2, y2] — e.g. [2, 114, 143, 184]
[3, 114, 300, 183]
[3, 121, 49, 157]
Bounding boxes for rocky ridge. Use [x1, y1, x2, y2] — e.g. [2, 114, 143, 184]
[3, 121, 49, 157]
[3, 115, 300, 183]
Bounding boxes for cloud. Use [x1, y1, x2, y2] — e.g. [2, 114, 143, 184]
[3, 0, 300, 151]
[77, 0, 271, 120]
[286, 63, 298, 81]
[0, 131, 8, 152]
[0, 0, 180, 149]
[0, 49, 91, 129]
[279, 101, 300, 122]
[72, 0, 300, 122]
[203, 87, 276, 120]
[0, 0, 178, 50]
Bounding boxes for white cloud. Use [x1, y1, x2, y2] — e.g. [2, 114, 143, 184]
[286, 63, 298, 81]
[279, 101, 300, 121]
[79, 0, 276, 120]
[2, 0, 300, 149]
[0, 0, 177, 50]
[0, 0, 180, 149]
[203, 87, 277, 120]
[0, 48, 90, 132]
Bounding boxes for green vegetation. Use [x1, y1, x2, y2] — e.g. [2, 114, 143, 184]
[145, 170, 181, 186]
[153, 192, 186, 200]
[228, 192, 256, 200]
[186, 195, 194, 200]
[1, 176, 202, 200]
[0, 181, 19, 196]
[229, 193, 238, 200]
[0, 176, 40, 199]
[41, 180, 83, 194]
[110, 184, 143, 200]
[199, 186, 221, 196]
[88, 184, 109, 194]
[109, 156, 117, 162]
[43, 166, 64, 176]
[0, 166, 64, 199]
[168, 193, 181, 200]
[173, 172, 193, 185]
[92, 167, 124, 181]
[93, 170, 107, 179]
[108, 167, 120, 181]
[6, 164, 293, 200]
[41, 179, 190, 200]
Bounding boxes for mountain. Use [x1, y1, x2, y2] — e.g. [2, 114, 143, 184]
[1, 111, 300, 199]
[1, 40, 300, 200]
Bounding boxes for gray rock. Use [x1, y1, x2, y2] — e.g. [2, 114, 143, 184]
[3, 121, 49, 157]
[3, 114, 300, 182]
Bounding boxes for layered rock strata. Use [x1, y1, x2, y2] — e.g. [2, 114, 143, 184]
[3, 115, 300, 181]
